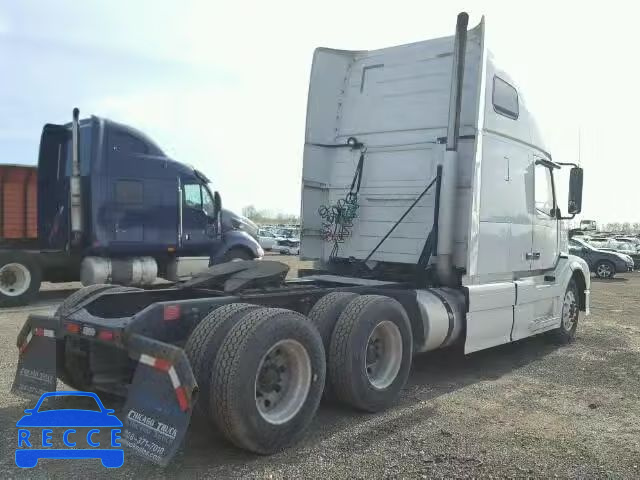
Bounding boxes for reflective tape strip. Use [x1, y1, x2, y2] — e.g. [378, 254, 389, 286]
[137, 354, 189, 412]
[175, 386, 188, 412]
[34, 328, 55, 338]
[139, 354, 156, 367]
[168, 366, 180, 389]
[154, 358, 171, 372]
[19, 328, 54, 354]
[19, 331, 34, 353]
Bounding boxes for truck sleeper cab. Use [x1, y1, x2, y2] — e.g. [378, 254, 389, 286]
[0, 115, 262, 306]
[12, 12, 589, 467]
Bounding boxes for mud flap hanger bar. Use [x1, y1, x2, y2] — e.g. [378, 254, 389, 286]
[121, 334, 197, 466]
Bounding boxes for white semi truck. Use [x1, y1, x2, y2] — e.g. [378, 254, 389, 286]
[13, 12, 589, 466]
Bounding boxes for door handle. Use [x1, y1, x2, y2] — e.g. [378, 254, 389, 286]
[526, 252, 541, 260]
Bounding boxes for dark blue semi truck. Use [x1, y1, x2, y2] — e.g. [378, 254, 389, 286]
[0, 109, 263, 306]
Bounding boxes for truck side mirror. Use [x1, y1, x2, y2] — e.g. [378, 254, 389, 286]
[213, 191, 222, 217]
[567, 167, 583, 215]
[211, 191, 222, 237]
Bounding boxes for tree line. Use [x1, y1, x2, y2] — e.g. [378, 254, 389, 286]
[569, 220, 640, 233]
[241, 205, 300, 225]
[598, 222, 640, 233]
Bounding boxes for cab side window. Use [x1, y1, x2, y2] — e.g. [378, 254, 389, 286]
[535, 164, 554, 217]
[183, 183, 202, 210]
[184, 183, 215, 216]
[202, 187, 214, 216]
[493, 76, 519, 120]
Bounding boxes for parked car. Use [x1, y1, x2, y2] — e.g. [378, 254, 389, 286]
[569, 237, 633, 278]
[257, 229, 277, 251]
[275, 228, 300, 239]
[613, 236, 640, 250]
[593, 239, 640, 270]
[273, 237, 300, 255]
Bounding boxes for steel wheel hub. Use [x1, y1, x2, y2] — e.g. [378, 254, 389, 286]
[255, 339, 311, 425]
[365, 320, 403, 390]
[0, 263, 30, 297]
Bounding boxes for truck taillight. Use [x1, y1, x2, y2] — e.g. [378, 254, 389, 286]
[163, 305, 180, 321]
[65, 322, 80, 334]
[98, 330, 115, 341]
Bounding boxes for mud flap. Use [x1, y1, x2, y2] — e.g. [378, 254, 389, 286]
[121, 334, 197, 466]
[11, 314, 59, 398]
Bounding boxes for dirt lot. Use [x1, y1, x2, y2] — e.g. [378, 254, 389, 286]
[0, 262, 638, 478]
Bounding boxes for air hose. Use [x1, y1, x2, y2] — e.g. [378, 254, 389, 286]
[315, 138, 365, 259]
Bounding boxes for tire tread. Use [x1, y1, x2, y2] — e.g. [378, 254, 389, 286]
[210, 307, 324, 453]
[329, 294, 412, 412]
[184, 303, 258, 416]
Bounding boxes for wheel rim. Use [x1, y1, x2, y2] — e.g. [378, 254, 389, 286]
[562, 289, 578, 331]
[365, 320, 403, 390]
[597, 263, 611, 277]
[0, 263, 31, 297]
[255, 339, 312, 425]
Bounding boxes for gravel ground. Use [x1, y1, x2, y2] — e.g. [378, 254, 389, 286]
[0, 264, 638, 478]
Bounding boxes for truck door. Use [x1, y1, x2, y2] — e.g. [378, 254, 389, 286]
[180, 180, 214, 255]
[532, 158, 559, 271]
[511, 157, 559, 341]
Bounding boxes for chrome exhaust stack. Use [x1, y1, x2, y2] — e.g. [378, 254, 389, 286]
[70, 107, 83, 246]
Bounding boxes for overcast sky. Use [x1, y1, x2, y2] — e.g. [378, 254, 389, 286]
[1, 1, 638, 223]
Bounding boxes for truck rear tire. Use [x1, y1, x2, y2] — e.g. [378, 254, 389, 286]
[184, 303, 260, 418]
[328, 295, 413, 413]
[0, 253, 41, 307]
[210, 307, 325, 454]
[307, 292, 358, 399]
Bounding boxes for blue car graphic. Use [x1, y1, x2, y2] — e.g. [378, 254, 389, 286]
[16, 391, 124, 468]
